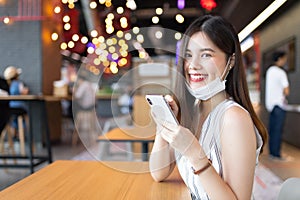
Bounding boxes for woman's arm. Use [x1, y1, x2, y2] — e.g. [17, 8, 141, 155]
[149, 95, 179, 182]
[160, 106, 257, 199]
[149, 128, 176, 182]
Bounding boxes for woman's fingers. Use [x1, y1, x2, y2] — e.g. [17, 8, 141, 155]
[164, 95, 179, 116]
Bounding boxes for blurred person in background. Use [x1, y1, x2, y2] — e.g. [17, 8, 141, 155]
[73, 71, 96, 115]
[3, 66, 29, 139]
[265, 51, 289, 161]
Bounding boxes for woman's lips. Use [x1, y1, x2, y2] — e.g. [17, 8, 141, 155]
[189, 74, 208, 82]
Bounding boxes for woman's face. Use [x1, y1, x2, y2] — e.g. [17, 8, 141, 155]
[184, 31, 228, 90]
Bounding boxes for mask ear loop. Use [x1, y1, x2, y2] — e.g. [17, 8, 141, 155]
[220, 54, 235, 81]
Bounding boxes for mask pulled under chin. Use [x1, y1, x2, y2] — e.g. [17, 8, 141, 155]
[185, 77, 226, 101]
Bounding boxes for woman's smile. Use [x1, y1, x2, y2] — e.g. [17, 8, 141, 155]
[189, 73, 208, 83]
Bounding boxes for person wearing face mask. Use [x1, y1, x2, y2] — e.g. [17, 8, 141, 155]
[149, 15, 267, 200]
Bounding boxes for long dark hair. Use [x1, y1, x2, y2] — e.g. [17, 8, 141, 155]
[175, 15, 267, 152]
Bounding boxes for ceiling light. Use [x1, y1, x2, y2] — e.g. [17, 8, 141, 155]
[60, 43, 68, 50]
[174, 32, 182, 40]
[81, 36, 89, 44]
[63, 15, 70, 23]
[98, 36, 105, 43]
[126, 0, 137, 10]
[106, 26, 114, 34]
[51, 33, 59, 41]
[240, 36, 254, 52]
[155, 31, 163, 39]
[125, 33, 132, 40]
[64, 23, 71, 30]
[137, 34, 144, 43]
[117, 31, 124, 38]
[156, 8, 163, 15]
[90, 1, 97, 9]
[107, 13, 114, 19]
[152, 16, 159, 24]
[175, 14, 184, 23]
[105, 1, 112, 7]
[68, 41, 75, 48]
[3, 17, 10, 24]
[91, 30, 98, 37]
[109, 46, 116, 53]
[117, 7, 124, 14]
[87, 47, 95, 54]
[54, 6, 61, 14]
[72, 34, 79, 41]
[132, 27, 140, 34]
[68, 3, 75, 9]
[238, 0, 287, 42]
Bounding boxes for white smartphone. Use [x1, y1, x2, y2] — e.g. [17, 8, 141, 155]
[145, 95, 179, 125]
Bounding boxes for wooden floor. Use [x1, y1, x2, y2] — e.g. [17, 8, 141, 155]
[260, 141, 300, 180]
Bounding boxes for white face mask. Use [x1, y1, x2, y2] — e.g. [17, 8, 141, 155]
[185, 77, 226, 101]
[185, 56, 233, 101]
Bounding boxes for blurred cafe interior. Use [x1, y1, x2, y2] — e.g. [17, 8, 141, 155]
[0, 0, 300, 199]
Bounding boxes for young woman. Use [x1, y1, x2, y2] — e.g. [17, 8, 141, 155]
[149, 15, 267, 200]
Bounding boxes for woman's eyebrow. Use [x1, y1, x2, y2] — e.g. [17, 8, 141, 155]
[199, 48, 215, 52]
[186, 48, 215, 53]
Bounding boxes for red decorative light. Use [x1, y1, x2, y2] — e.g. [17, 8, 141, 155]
[200, 0, 217, 11]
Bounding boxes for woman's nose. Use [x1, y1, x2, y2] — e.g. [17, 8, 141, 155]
[189, 59, 202, 70]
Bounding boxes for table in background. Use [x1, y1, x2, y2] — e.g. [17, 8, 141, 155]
[0, 95, 52, 173]
[98, 126, 156, 161]
[0, 160, 191, 199]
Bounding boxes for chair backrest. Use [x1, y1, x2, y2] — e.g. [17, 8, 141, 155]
[277, 177, 300, 200]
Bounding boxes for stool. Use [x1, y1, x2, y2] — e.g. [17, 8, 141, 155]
[8, 108, 29, 156]
[0, 124, 16, 157]
[73, 110, 97, 146]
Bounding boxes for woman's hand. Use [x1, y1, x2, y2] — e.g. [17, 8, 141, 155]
[164, 95, 179, 118]
[156, 119, 200, 158]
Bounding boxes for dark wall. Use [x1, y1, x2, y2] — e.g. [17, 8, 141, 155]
[0, 21, 42, 94]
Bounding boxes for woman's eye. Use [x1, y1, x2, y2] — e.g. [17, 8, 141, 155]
[201, 53, 212, 58]
[185, 53, 192, 58]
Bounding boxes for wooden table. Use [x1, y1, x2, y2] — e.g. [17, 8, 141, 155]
[0, 95, 52, 173]
[98, 126, 156, 161]
[0, 160, 191, 200]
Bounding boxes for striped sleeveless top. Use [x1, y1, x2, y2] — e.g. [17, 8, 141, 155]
[176, 99, 263, 200]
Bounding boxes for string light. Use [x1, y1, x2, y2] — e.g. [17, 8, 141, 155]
[156, 8, 163, 15]
[51, 33, 59, 41]
[3, 17, 10, 24]
[152, 16, 159, 24]
[200, 0, 217, 11]
[90, 1, 97, 9]
[54, 6, 61, 14]
[177, 0, 185, 10]
[175, 14, 184, 23]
